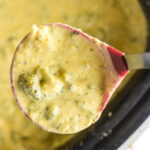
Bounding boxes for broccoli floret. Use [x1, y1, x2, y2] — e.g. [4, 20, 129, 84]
[18, 73, 43, 100]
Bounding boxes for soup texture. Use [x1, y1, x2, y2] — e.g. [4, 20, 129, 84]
[12, 24, 107, 134]
[0, 0, 147, 149]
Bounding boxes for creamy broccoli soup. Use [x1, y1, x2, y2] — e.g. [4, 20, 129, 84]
[12, 24, 106, 134]
[0, 0, 147, 149]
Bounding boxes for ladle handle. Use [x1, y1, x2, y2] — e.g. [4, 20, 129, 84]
[124, 53, 150, 70]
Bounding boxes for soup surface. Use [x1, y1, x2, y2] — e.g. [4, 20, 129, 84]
[0, 0, 147, 149]
[12, 24, 106, 134]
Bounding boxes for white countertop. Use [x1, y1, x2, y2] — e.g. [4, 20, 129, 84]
[118, 116, 150, 150]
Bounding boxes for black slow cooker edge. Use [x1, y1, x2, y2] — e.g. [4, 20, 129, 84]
[92, 73, 150, 150]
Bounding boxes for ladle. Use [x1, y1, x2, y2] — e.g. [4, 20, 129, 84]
[10, 23, 150, 134]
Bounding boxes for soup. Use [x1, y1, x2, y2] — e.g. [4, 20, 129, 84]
[0, 0, 147, 149]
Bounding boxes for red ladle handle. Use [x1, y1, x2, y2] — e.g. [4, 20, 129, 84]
[99, 45, 129, 112]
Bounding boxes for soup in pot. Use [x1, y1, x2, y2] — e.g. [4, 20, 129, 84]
[0, 0, 147, 149]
